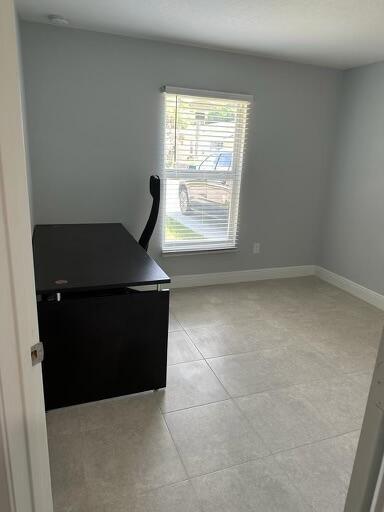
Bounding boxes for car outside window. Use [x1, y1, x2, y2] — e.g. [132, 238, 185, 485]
[216, 152, 232, 171]
[199, 155, 218, 171]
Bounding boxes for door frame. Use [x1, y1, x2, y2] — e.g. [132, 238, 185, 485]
[0, 1, 53, 511]
[344, 330, 384, 512]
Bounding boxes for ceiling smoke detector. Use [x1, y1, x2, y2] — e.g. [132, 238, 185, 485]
[47, 14, 69, 26]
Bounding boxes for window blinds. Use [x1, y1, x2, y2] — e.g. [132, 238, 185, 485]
[162, 86, 252, 253]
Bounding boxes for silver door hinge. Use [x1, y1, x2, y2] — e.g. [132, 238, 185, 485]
[31, 342, 44, 366]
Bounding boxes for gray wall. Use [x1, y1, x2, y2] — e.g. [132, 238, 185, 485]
[20, 22, 341, 276]
[321, 62, 384, 294]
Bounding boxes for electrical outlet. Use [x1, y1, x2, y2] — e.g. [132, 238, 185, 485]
[253, 242, 261, 254]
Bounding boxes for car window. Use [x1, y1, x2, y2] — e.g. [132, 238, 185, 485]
[199, 154, 218, 171]
[216, 153, 232, 171]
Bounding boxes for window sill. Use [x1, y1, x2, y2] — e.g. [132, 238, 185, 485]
[161, 248, 239, 257]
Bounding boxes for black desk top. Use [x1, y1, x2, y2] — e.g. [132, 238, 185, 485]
[33, 223, 170, 294]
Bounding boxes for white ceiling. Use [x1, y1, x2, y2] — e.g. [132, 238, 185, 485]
[16, 0, 384, 69]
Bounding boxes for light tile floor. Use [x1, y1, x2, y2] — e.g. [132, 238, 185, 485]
[47, 277, 384, 511]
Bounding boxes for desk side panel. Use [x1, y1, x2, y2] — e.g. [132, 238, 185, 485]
[38, 289, 169, 409]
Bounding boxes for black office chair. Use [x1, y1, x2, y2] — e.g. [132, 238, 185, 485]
[139, 175, 161, 251]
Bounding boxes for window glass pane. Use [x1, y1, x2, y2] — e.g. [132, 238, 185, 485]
[162, 91, 250, 252]
[216, 152, 232, 171]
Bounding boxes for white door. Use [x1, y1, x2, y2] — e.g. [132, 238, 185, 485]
[0, 1, 53, 511]
[344, 330, 384, 512]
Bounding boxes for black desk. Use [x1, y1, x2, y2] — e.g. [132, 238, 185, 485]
[33, 223, 170, 410]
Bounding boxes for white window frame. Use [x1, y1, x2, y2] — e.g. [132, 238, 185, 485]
[161, 86, 252, 254]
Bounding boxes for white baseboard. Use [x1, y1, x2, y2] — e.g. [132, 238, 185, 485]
[314, 266, 384, 311]
[169, 264, 384, 311]
[170, 265, 315, 289]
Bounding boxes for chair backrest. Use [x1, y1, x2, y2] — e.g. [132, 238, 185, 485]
[139, 175, 161, 251]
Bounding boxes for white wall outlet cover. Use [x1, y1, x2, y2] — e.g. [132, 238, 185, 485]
[253, 242, 261, 254]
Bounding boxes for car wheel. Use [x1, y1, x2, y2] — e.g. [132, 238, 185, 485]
[179, 187, 191, 214]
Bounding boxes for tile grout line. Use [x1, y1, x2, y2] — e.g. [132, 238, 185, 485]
[200, 340, 320, 361]
[160, 411, 194, 486]
[160, 395, 231, 415]
[148, 421, 205, 512]
[161, 387, 362, 474]
[167, 327, 204, 365]
[229, 394, 273, 456]
[170, 317, 374, 401]
[181, 450, 282, 481]
[184, 427, 355, 485]
[161, 391, 277, 486]
[270, 452, 318, 512]
[271, 427, 361, 458]
[182, 327, 206, 360]
[198, 356, 282, 466]
[271, 428, 362, 512]
[203, 360, 345, 401]
[123, 425, 361, 502]
[161, 361, 361, 416]
[185, 336, 301, 361]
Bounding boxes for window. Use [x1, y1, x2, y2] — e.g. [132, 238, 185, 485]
[162, 86, 252, 253]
